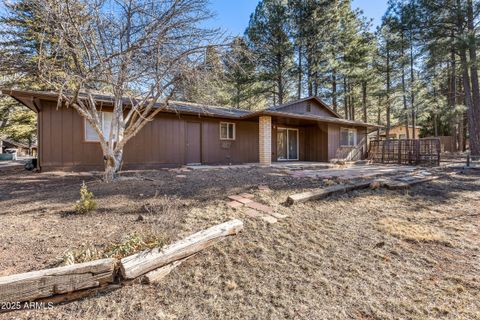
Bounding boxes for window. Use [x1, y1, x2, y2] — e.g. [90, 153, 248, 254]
[399, 134, 406, 140]
[340, 128, 357, 146]
[220, 122, 235, 140]
[85, 112, 115, 142]
[306, 103, 311, 112]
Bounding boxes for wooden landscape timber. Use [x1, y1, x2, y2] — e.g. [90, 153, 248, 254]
[382, 175, 441, 190]
[120, 219, 244, 279]
[0, 219, 243, 310]
[287, 170, 448, 205]
[0, 258, 116, 303]
[286, 180, 373, 205]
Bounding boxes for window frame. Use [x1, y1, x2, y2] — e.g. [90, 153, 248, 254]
[340, 128, 357, 147]
[219, 122, 236, 140]
[84, 111, 116, 143]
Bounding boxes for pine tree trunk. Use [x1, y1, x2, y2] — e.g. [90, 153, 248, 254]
[297, 45, 302, 99]
[466, 0, 480, 154]
[344, 77, 349, 120]
[386, 42, 391, 140]
[350, 83, 355, 121]
[449, 40, 458, 149]
[362, 80, 367, 123]
[460, 49, 480, 155]
[332, 68, 337, 112]
[401, 30, 409, 139]
[409, 32, 415, 139]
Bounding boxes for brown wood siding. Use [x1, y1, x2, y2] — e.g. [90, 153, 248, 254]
[328, 124, 368, 160]
[201, 119, 259, 164]
[304, 124, 328, 161]
[277, 100, 337, 117]
[38, 101, 259, 170]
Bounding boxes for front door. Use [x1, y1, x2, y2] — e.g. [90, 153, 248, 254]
[186, 122, 201, 164]
[277, 128, 299, 160]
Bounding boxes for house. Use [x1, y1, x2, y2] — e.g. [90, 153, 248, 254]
[370, 124, 422, 140]
[0, 137, 37, 157]
[2, 89, 380, 171]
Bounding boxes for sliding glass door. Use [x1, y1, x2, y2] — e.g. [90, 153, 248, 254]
[277, 128, 299, 161]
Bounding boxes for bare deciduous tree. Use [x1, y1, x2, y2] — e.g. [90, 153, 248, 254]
[34, 0, 219, 181]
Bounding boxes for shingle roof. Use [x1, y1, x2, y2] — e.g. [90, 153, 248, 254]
[168, 101, 251, 118]
[1, 89, 380, 127]
[243, 110, 381, 128]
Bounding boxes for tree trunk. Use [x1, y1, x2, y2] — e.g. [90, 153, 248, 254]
[332, 68, 337, 112]
[466, 0, 480, 154]
[460, 49, 480, 155]
[362, 80, 367, 123]
[350, 83, 355, 121]
[344, 77, 349, 119]
[297, 45, 302, 99]
[401, 30, 410, 139]
[103, 149, 122, 183]
[409, 32, 415, 139]
[386, 42, 391, 140]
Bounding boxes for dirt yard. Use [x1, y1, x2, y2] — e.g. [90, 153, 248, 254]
[0, 164, 479, 319]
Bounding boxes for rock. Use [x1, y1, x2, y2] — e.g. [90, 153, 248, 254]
[136, 215, 144, 221]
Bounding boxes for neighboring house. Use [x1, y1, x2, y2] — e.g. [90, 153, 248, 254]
[0, 137, 37, 157]
[3, 90, 379, 171]
[370, 124, 422, 140]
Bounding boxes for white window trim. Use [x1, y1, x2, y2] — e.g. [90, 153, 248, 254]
[219, 122, 236, 140]
[84, 112, 116, 142]
[340, 128, 357, 147]
[277, 127, 299, 161]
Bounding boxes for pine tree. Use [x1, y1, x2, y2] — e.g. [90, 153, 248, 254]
[246, 0, 294, 105]
[223, 37, 260, 109]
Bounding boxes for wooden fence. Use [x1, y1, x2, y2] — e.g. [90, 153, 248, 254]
[368, 138, 441, 166]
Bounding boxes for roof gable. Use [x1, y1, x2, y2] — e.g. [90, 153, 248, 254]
[268, 97, 340, 119]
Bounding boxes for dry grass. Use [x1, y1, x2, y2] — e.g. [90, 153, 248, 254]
[378, 217, 448, 244]
[0, 166, 479, 319]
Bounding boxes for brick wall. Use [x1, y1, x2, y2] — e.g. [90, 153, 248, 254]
[259, 116, 272, 166]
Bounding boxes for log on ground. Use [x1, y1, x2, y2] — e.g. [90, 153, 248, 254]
[384, 176, 440, 190]
[120, 219, 243, 280]
[287, 181, 372, 206]
[0, 258, 116, 303]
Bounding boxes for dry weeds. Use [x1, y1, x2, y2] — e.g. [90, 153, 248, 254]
[0, 166, 479, 319]
[378, 217, 448, 244]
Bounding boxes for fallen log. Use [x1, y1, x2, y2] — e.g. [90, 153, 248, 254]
[287, 180, 372, 206]
[0, 258, 116, 303]
[383, 175, 440, 190]
[120, 219, 243, 279]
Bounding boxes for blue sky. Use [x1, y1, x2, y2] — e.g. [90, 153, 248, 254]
[206, 0, 389, 36]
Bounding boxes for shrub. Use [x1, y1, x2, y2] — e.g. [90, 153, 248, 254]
[75, 181, 97, 214]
